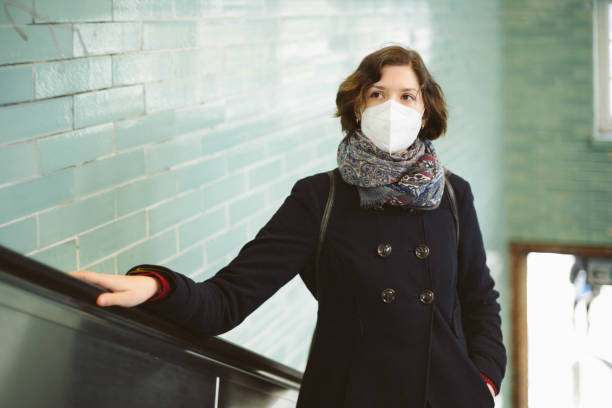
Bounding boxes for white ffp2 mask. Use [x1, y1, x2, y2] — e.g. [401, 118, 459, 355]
[360, 100, 423, 154]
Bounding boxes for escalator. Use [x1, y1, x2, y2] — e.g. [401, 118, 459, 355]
[0, 245, 302, 407]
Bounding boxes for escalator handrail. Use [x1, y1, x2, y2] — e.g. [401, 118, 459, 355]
[0, 244, 303, 389]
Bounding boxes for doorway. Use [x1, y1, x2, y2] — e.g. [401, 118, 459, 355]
[526, 252, 612, 407]
[510, 243, 612, 408]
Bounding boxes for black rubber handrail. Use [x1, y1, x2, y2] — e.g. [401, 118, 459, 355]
[0, 244, 303, 389]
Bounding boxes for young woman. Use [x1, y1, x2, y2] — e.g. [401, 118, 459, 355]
[71, 45, 506, 408]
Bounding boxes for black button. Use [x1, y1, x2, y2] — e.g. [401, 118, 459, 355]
[419, 290, 434, 304]
[377, 243, 392, 258]
[381, 288, 396, 303]
[415, 244, 430, 259]
[408, 208, 416, 214]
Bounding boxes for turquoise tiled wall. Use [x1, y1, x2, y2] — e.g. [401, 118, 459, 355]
[0, 0, 510, 405]
[504, 0, 612, 246]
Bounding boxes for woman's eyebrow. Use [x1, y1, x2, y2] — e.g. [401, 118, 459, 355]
[371, 84, 419, 92]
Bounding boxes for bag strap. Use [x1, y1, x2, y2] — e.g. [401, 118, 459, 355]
[444, 170, 460, 251]
[314, 170, 336, 298]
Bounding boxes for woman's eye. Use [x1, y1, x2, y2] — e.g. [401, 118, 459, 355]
[369, 91, 382, 98]
[402, 94, 415, 101]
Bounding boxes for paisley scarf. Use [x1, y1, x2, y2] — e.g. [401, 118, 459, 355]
[337, 130, 444, 210]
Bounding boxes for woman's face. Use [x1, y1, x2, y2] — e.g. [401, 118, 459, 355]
[361, 64, 426, 126]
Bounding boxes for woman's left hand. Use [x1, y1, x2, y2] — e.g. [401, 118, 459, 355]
[486, 383, 495, 398]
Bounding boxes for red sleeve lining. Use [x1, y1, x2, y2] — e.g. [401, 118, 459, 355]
[480, 373, 498, 396]
[134, 271, 172, 302]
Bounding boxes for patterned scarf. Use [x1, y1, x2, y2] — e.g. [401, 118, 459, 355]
[337, 130, 444, 210]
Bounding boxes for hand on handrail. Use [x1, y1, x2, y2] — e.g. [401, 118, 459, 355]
[68, 270, 159, 308]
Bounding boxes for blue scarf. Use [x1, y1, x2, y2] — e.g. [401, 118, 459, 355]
[337, 130, 444, 210]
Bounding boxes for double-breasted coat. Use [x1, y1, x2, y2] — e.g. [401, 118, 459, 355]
[141, 168, 507, 408]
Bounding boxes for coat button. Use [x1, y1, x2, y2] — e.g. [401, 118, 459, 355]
[419, 290, 435, 304]
[376, 243, 392, 258]
[414, 244, 430, 259]
[408, 208, 416, 214]
[381, 288, 396, 303]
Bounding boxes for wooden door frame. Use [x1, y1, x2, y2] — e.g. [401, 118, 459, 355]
[509, 242, 612, 408]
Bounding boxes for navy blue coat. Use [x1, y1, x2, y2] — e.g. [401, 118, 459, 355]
[140, 168, 507, 408]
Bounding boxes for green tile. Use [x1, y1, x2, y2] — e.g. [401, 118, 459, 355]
[205, 224, 247, 263]
[179, 207, 226, 250]
[248, 206, 277, 236]
[268, 176, 297, 201]
[229, 190, 266, 224]
[200, 126, 247, 155]
[145, 134, 202, 174]
[176, 101, 225, 136]
[145, 78, 198, 112]
[202, 175, 247, 209]
[39, 124, 114, 174]
[149, 190, 201, 235]
[198, 73, 221, 103]
[0, 25, 73, 65]
[232, 141, 268, 172]
[0, 217, 37, 254]
[163, 245, 204, 276]
[247, 159, 283, 188]
[197, 47, 224, 76]
[142, 22, 197, 50]
[0, 142, 36, 184]
[115, 110, 176, 151]
[0, 65, 32, 105]
[176, 155, 226, 192]
[199, 257, 228, 281]
[0, 0, 33, 24]
[266, 126, 312, 156]
[112, 53, 174, 86]
[503, 0, 612, 246]
[113, 0, 174, 21]
[74, 85, 144, 128]
[197, 19, 249, 47]
[74, 150, 145, 197]
[0, 97, 72, 144]
[284, 145, 316, 170]
[35, 57, 111, 99]
[315, 137, 339, 159]
[73, 23, 140, 57]
[174, 50, 203, 78]
[117, 229, 176, 273]
[87, 257, 116, 275]
[0, 169, 74, 224]
[174, 0, 200, 18]
[31, 240, 77, 272]
[35, 0, 112, 22]
[39, 191, 114, 247]
[79, 212, 146, 267]
[117, 171, 176, 216]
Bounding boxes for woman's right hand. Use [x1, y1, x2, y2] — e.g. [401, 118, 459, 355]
[68, 270, 160, 308]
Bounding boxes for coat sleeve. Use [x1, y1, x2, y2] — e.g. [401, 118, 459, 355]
[133, 176, 322, 336]
[456, 181, 507, 392]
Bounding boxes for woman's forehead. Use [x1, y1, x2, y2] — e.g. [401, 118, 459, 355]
[374, 65, 420, 89]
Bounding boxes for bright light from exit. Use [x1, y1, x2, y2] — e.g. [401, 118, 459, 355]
[527, 252, 612, 408]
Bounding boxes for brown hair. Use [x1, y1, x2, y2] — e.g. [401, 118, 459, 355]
[335, 45, 447, 140]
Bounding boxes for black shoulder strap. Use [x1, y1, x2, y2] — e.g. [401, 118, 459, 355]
[314, 170, 336, 297]
[444, 170, 460, 250]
